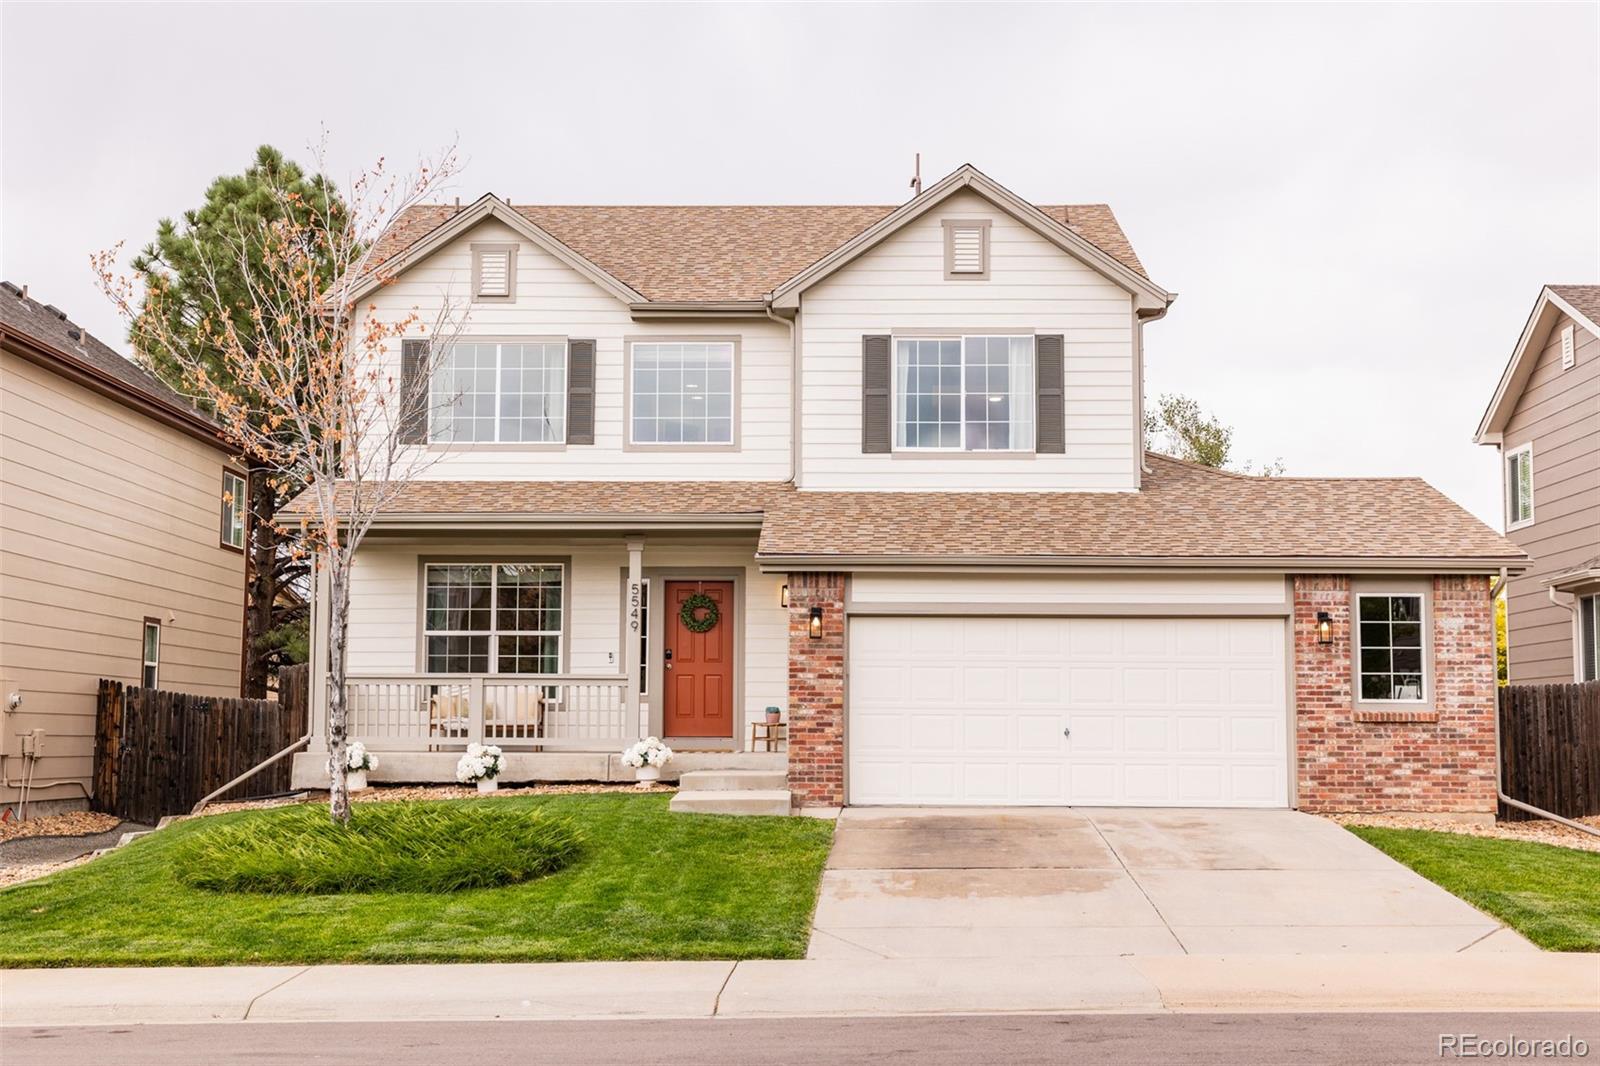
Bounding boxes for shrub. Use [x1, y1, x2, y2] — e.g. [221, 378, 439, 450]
[172, 801, 583, 895]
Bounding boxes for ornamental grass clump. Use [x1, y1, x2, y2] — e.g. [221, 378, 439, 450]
[173, 801, 583, 895]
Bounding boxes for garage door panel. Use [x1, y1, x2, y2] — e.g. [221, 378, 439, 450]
[849, 616, 1289, 808]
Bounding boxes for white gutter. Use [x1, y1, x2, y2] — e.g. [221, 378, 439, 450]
[764, 301, 800, 486]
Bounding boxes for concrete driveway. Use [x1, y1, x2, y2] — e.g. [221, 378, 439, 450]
[808, 808, 1535, 960]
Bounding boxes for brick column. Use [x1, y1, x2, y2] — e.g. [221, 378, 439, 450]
[1293, 574, 1497, 814]
[787, 572, 845, 807]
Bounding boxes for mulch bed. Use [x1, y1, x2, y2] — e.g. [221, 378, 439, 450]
[201, 781, 670, 816]
[0, 811, 120, 844]
[1329, 812, 1600, 854]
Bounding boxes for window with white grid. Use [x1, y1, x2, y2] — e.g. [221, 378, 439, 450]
[424, 563, 563, 674]
[629, 341, 734, 445]
[430, 341, 566, 444]
[894, 335, 1035, 451]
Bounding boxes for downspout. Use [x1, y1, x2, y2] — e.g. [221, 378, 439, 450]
[765, 300, 799, 486]
[1494, 576, 1599, 837]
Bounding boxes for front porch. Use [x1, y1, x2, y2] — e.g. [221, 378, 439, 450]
[290, 524, 798, 791]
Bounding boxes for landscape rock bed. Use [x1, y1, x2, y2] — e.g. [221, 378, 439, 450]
[1330, 812, 1600, 854]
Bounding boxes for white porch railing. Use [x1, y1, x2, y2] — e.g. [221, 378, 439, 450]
[344, 673, 639, 751]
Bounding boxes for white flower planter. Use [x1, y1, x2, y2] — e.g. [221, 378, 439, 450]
[346, 770, 368, 792]
[477, 778, 498, 794]
[635, 766, 662, 787]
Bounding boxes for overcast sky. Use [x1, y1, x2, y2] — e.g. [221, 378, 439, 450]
[4, 2, 1596, 527]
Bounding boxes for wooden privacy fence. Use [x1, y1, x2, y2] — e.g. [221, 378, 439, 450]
[93, 665, 309, 824]
[1498, 681, 1600, 822]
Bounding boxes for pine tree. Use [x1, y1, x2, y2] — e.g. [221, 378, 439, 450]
[131, 146, 349, 697]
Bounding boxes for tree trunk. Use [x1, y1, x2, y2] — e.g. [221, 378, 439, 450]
[242, 468, 278, 699]
[326, 564, 352, 825]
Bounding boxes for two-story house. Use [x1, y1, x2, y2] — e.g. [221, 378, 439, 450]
[290, 165, 1522, 815]
[1, 284, 246, 816]
[1476, 285, 1600, 685]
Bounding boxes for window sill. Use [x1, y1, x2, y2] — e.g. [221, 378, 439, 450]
[1353, 708, 1439, 724]
[425, 443, 568, 453]
[890, 450, 1041, 460]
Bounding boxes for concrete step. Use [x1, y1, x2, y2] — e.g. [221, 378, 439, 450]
[677, 769, 788, 792]
[669, 789, 793, 817]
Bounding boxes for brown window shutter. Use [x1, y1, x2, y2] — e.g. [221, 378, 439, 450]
[398, 339, 430, 444]
[1035, 334, 1065, 453]
[567, 339, 596, 445]
[861, 334, 892, 453]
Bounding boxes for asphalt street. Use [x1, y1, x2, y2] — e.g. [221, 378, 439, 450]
[6, 1012, 1596, 1066]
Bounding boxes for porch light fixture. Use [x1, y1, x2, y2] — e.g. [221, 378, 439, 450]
[781, 583, 789, 608]
[1316, 611, 1333, 645]
[808, 606, 823, 640]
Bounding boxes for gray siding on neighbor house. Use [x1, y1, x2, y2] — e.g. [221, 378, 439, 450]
[1502, 312, 1600, 684]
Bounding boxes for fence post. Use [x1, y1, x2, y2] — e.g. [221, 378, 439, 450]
[468, 675, 486, 745]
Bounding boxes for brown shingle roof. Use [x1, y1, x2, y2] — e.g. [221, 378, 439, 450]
[756, 455, 1523, 563]
[362, 201, 1146, 303]
[0, 282, 225, 439]
[1551, 285, 1600, 327]
[289, 455, 1523, 567]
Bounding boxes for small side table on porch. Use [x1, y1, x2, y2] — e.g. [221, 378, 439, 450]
[747, 721, 787, 752]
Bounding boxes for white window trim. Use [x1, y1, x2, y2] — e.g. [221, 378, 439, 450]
[1579, 594, 1599, 683]
[220, 470, 247, 551]
[623, 336, 742, 452]
[638, 578, 651, 697]
[890, 333, 1037, 454]
[428, 337, 569, 447]
[422, 562, 566, 675]
[1505, 441, 1534, 530]
[1354, 591, 1431, 705]
[141, 619, 160, 689]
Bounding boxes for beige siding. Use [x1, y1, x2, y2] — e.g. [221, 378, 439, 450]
[849, 573, 1287, 606]
[1502, 313, 1600, 684]
[798, 189, 1140, 491]
[346, 534, 787, 738]
[358, 219, 792, 481]
[0, 351, 245, 806]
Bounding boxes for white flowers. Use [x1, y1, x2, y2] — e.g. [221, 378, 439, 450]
[455, 742, 504, 784]
[344, 741, 377, 773]
[621, 737, 674, 769]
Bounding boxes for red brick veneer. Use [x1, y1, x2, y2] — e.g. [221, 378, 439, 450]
[1293, 574, 1497, 813]
[786, 573, 846, 807]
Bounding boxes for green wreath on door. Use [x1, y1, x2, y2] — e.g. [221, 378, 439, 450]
[678, 592, 720, 634]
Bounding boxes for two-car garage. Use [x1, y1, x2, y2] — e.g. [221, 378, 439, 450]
[845, 580, 1292, 808]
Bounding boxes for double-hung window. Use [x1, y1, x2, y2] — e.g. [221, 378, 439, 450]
[141, 619, 161, 689]
[423, 563, 563, 674]
[430, 341, 567, 444]
[894, 335, 1035, 451]
[1357, 594, 1426, 702]
[220, 470, 247, 550]
[629, 341, 735, 445]
[1506, 443, 1533, 527]
[1580, 594, 1598, 683]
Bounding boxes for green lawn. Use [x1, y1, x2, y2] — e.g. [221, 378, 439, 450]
[1346, 825, 1600, 951]
[0, 793, 835, 967]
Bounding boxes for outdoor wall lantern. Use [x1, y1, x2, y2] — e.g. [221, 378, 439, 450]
[1316, 611, 1333, 645]
[808, 606, 823, 640]
[781, 583, 790, 608]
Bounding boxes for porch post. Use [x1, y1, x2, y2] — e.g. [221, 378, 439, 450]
[307, 554, 331, 753]
[625, 537, 645, 738]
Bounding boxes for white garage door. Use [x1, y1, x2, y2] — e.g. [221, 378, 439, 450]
[848, 615, 1288, 807]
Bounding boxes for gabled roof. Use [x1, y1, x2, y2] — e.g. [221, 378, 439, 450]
[285, 454, 1523, 572]
[0, 281, 229, 449]
[768, 165, 1171, 312]
[342, 168, 1159, 307]
[1476, 284, 1600, 443]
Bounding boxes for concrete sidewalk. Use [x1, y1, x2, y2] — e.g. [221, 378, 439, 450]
[3, 953, 1596, 1027]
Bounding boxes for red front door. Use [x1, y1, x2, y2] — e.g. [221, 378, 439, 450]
[663, 581, 734, 738]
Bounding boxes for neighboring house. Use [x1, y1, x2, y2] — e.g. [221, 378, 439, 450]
[0, 284, 246, 815]
[288, 164, 1523, 814]
[1476, 285, 1600, 685]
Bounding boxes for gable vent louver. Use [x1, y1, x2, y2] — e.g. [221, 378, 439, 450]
[478, 251, 510, 297]
[950, 226, 985, 274]
[1561, 324, 1577, 370]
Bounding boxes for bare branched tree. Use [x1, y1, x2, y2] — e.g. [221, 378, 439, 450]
[95, 136, 466, 823]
